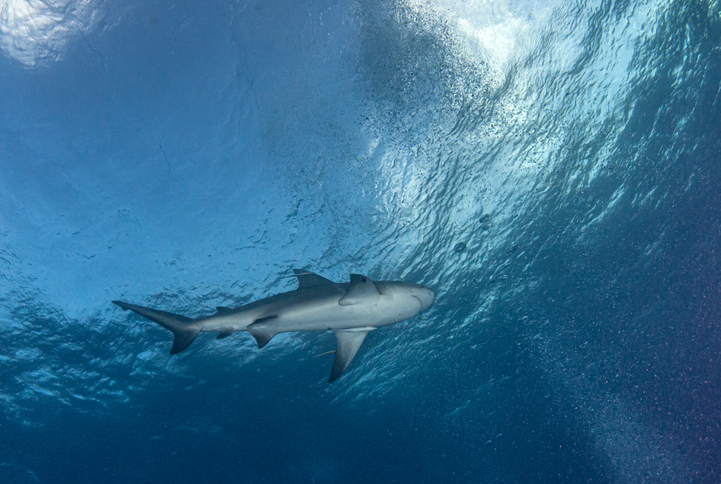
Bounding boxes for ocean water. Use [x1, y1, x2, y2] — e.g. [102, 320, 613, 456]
[1, 0, 720, 482]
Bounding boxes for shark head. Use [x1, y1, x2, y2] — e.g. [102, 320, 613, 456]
[376, 281, 435, 316]
[411, 285, 436, 311]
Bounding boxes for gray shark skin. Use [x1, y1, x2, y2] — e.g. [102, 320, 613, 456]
[113, 269, 435, 382]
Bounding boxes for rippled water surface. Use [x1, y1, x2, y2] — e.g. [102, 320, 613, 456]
[1, 0, 720, 482]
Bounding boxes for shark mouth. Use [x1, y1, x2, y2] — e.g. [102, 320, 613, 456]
[412, 296, 424, 310]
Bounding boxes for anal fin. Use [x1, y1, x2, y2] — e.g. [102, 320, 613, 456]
[247, 315, 279, 349]
[216, 328, 234, 339]
[170, 327, 200, 355]
[247, 326, 276, 349]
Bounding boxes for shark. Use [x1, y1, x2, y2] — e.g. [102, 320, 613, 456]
[112, 269, 435, 382]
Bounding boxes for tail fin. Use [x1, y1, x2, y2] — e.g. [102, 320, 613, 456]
[112, 301, 200, 354]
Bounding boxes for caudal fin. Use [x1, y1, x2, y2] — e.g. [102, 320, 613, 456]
[112, 300, 200, 354]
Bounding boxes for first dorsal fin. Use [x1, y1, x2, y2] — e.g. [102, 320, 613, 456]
[292, 269, 337, 290]
[338, 274, 380, 306]
[215, 306, 234, 315]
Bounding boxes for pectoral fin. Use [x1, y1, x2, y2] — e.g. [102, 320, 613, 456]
[329, 327, 375, 382]
[338, 274, 380, 306]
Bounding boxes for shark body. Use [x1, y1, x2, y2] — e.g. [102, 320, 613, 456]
[113, 269, 435, 381]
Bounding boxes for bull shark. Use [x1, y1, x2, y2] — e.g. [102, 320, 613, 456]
[112, 269, 435, 382]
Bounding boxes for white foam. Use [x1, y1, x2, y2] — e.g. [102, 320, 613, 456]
[407, 0, 557, 75]
[0, 0, 102, 66]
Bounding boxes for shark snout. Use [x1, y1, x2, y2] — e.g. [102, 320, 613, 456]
[413, 286, 435, 311]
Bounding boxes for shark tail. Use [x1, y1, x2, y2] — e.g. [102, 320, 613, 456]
[112, 300, 200, 354]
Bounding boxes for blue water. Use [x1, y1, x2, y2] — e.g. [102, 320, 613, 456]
[1, 0, 720, 482]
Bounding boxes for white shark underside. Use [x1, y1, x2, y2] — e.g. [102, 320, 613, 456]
[113, 269, 435, 382]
